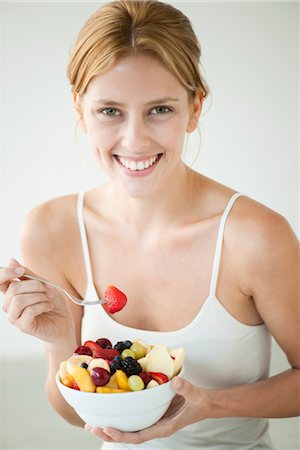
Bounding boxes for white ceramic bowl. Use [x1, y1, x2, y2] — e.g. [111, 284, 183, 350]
[56, 368, 183, 432]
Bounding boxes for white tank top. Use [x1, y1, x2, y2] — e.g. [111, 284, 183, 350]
[78, 192, 274, 450]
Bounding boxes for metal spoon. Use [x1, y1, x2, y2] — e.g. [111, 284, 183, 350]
[8, 271, 103, 306]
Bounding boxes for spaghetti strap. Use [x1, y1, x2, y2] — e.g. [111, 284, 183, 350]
[209, 192, 243, 296]
[77, 192, 94, 288]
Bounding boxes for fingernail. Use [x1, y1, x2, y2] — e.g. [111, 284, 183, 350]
[14, 267, 25, 276]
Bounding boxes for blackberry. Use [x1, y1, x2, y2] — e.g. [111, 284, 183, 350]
[114, 340, 132, 354]
[80, 362, 88, 369]
[109, 355, 123, 374]
[122, 357, 142, 376]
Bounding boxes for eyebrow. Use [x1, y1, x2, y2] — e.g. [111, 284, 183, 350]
[92, 97, 180, 106]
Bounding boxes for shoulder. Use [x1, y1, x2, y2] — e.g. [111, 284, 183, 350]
[20, 194, 80, 274]
[227, 194, 298, 293]
[21, 194, 78, 245]
[229, 195, 297, 252]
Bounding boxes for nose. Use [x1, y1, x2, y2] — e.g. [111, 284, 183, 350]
[121, 115, 150, 153]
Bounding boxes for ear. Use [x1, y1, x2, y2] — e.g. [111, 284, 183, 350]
[73, 93, 87, 133]
[186, 91, 203, 133]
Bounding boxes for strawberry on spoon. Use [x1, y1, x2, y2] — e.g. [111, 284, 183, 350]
[103, 285, 127, 314]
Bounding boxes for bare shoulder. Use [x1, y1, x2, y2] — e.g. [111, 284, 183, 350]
[228, 195, 299, 294]
[20, 194, 79, 278]
[21, 194, 78, 247]
[229, 195, 298, 254]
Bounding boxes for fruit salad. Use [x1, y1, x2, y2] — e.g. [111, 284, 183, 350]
[59, 338, 185, 393]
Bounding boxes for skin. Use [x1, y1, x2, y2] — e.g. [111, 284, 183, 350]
[1, 53, 299, 443]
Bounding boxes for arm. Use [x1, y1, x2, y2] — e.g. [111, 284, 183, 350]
[19, 199, 86, 427]
[211, 212, 300, 419]
[87, 210, 300, 444]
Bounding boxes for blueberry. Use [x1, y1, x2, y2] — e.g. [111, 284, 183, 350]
[109, 355, 123, 374]
[114, 340, 132, 353]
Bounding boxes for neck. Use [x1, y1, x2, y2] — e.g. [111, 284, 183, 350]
[107, 164, 198, 233]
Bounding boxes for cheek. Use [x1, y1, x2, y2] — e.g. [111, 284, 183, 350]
[156, 120, 186, 153]
[86, 126, 116, 157]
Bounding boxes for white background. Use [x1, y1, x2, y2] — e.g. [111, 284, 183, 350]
[1, 1, 298, 367]
[1, 2, 299, 448]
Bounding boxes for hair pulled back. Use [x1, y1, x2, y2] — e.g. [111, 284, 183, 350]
[67, 0, 209, 100]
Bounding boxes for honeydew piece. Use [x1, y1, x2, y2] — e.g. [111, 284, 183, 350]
[146, 347, 174, 379]
[137, 356, 149, 371]
[172, 348, 185, 377]
[146, 379, 159, 389]
[88, 358, 110, 373]
[66, 355, 92, 374]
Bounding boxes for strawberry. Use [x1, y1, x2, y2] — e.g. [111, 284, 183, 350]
[98, 348, 120, 361]
[84, 340, 120, 360]
[103, 285, 127, 314]
[149, 372, 169, 384]
[83, 341, 103, 358]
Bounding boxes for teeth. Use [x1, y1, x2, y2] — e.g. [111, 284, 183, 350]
[118, 155, 159, 171]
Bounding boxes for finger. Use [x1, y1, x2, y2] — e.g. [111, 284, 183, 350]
[102, 422, 172, 445]
[84, 425, 115, 442]
[0, 266, 25, 291]
[7, 292, 52, 322]
[7, 279, 49, 296]
[3, 280, 50, 312]
[8, 258, 23, 269]
[14, 301, 54, 334]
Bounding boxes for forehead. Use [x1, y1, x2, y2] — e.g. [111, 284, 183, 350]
[84, 54, 188, 104]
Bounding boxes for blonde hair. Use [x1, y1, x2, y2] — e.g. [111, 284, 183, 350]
[67, 0, 209, 100]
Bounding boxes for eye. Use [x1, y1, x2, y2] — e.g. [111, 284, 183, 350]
[150, 105, 173, 115]
[97, 107, 121, 117]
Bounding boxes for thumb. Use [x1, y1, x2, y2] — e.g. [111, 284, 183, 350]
[7, 258, 38, 278]
[8, 258, 23, 269]
[172, 377, 196, 400]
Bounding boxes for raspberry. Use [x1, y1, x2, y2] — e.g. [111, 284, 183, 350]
[114, 340, 132, 354]
[122, 357, 142, 377]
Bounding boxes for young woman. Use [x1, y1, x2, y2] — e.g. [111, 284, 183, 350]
[1, 1, 299, 449]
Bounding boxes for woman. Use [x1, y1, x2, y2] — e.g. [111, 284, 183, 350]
[1, 1, 299, 449]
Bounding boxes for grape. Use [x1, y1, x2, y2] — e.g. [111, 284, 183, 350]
[130, 343, 146, 359]
[96, 338, 112, 349]
[128, 375, 145, 391]
[121, 349, 135, 359]
[90, 367, 111, 386]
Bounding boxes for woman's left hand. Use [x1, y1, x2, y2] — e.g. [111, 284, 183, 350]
[85, 377, 213, 444]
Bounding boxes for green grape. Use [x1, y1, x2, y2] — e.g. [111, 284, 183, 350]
[121, 349, 135, 359]
[130, 343, 146, 359]
[128, 375, 145, 391]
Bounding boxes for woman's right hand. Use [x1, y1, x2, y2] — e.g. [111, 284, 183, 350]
[1, 259, 75, 345]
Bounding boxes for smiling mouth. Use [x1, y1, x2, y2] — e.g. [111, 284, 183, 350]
[113, 154, 162, 171]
